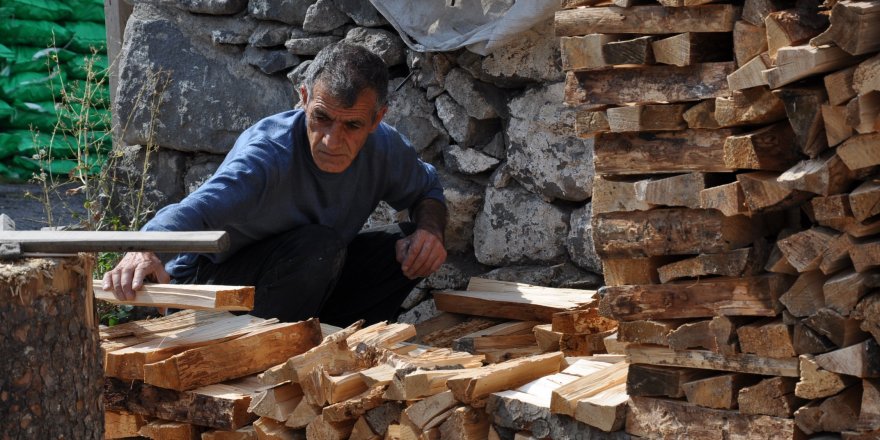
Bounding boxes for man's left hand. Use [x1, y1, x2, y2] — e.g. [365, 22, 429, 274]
[396, 228, 447, 279]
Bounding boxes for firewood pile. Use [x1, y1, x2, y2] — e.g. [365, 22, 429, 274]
[100, 278, 621, 439]
[558, 0, 880, 437]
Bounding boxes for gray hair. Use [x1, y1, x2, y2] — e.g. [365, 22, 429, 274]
[302, 42, 389, 111]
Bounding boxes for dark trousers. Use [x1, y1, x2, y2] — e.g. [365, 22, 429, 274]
[177, 223, 421, 326]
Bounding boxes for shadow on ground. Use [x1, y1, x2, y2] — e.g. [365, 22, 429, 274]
[0, 183, 87, 230]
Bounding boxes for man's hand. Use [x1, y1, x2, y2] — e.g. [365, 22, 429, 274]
[102, 251, 170, 301]
[396, 229, 447, 279]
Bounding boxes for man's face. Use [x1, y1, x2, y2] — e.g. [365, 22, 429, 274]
[302, 82, 387, 173]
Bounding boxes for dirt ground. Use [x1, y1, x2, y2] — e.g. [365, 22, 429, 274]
[0, 182, 86, 230]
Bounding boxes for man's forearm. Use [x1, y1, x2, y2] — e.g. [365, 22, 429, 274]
[412, 198, 447, 241]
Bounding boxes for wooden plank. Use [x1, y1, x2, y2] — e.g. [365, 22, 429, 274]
[573, 381, 628, 432]
[825, 0, 880, 56]
[0, 230, 228, 253]
[143, 319, 323, 391]
[727, 53, 770, 90]
[723, 122, 801, 171]
[733, 20, 768, 67]
[737, 377, 803, 418]
[202, 426, 258, 440]
[657, 247, 766, 283]
[550, 361, 628, 416]
[627, 364, 713, 398]
[626, 396, 800, 439]
[796, 354, 856, 399]
[602, 36, 655, 65]
[814, 339, 880, 378]
[434, 283, 596, 322]
[599, 274, 791, 320]
[248, 382, 303, 422]
[593, 208, 762, 259]
[560, 34, 615, 71]
[763, 44, 862, 89]
[554, 5, 740, 36]
[446, 352, 564, 405]
[94, 283, 254, 311]
[714, 87, 787, 128]
[699, 181, 748, 216]
[138, 420, 199, 439]
[625, 345, 800, 377]
[104, 376, 259, 430]
[605, 104, 688, 132]
[594, 129, 737, 174]
[565, 63, 735, 107]
[838, 133, 880, 171]
[651, 32, 731, 67]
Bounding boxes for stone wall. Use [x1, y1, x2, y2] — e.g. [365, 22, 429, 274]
[113, 0, 602, 323]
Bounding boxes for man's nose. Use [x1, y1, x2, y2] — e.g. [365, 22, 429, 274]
[322, 123, 344, 150]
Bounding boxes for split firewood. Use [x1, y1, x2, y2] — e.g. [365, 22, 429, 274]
[616, 320, 681, 346]
[763, 44, 862, 89]
[774, 87, 829, 157]
[741, 0, 793, 27]
[837, 133, 880, 171]
[657, 247, 766, 283]
[846, 91, 880, 134]
[738, 376, 804, 418]
[860, 379, 880, 431]
[826, 65, 858, 106]
[714, 87, 787, 127]
[765, 9, 826, 61]
[105, 410, 149, 439]
[737, 318, 797, 358]
[549, 361, 628, 418]
[627, 364, 714, 398]
[138, 419, 200, 439]
[854, 53, 880, 95]
[348, 417, 378, 440]
[533, 324, 561, 353]
[823, 104, 856, 146]
[551, 308, 617, 334]
[853, 293, 880, 342]
[804, 307, 870, 348]
[824, 269, 879, 316]
[625, 345, 800, 377]
[627, 397, 800, 438]
[248, 382, 303, 422]
[777, 227, 839, 272]
[446, 352, 564, 405]
[815, 339, 880, 378]
[438, 406, 490, 440]
[820, 0, 880, 56]
[93, 282, 254, 311]
[668, 320, 718, 351]
[683, 99, 721, 129]
[700, 181, 749, 216]
[652, 32, 731, 67]
[779, 271, 829, 317]
[635, 172, 707, 208]
[733, 20, 768, 67]
[602, 257, 665, 286]
[595, 129, 737, 175]
[605, 104, 688, 132]
[575, 109, 611, 137]
[796, 385, 862, 434]
[285, 399, 321, 429]
[559, 330, 615, 357]
[560, 34, 616, 71]
[363, 402, 403, 438]
[728, 53, 771, 90]
[778, 153, 854, 196]
[602, 36, 655, 65]
[793, 322, 837, 355]
[202, 425, 258, 440]
[723, 123, 802, 171]
[554, 5, 740, 36]
[681, 373, 757, 409]
[305, 414, 354, 440]
[796, 354, 856, 399]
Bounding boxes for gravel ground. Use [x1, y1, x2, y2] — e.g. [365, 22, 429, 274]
[0, 182, 87, 230]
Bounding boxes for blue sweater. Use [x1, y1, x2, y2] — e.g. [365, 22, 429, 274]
[143, 109, 445, 279]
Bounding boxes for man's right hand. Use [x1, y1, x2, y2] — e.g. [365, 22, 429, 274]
[102, 252, 170, 301]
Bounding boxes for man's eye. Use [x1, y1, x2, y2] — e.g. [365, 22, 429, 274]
[347, 122, 362, 130]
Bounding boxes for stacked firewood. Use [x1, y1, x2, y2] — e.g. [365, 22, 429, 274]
[557, 0, 880, 437]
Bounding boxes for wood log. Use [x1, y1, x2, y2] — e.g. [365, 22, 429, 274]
[0, 230, 228, 253]
[765, 9, 825, 61]
[823, 104, 855, 147]
[446, 352, 564, 405]
[202, 426, 258, 440]
[593, 208, 762, 258]
[486, 372, 576, 436]
[143, 319, 322, 391]
[714, 87, 787, 127]
[778, 154, 853, 197]
[625, 345, 800, 376]
[305, 414, 354, 440]
[824, 269, 877, 316]
[138, 420, 199, 439]
[636, 172, 706, 208]
[728, 53, 770, 90]
[627, 364, 712, 398]
[599, 274, 792, 320]
[668, 320, 717, 351]
[683, 99, 721, 129]
[105, 410, 149, 439]
[616, 321, 681, 349]
[602, 257, 663, 286]
[575, 109, 611, 137]
[854, 53, 880, 94]
[595, 129, 737, 175]
[796, 354, 856, 399]
[847, 91, 880, 134]
[777, 227, 839, 272]
[104, 376, 258, 430]
[564, 63, 736, 107]
[433, 288, 596, 323]
[849, 179, 880, 222]
[795, 385, 862, 434]
[723, 122, 802, 171]
[824, 0, 880, 56]
[775, 87, 829, 157]
[248, 382, 303, 422]
[826, 66, 858, 106]
[438, 406, 489, 440]
[699, 181, 749, 216]
[815, 339, 880, 378]
[605, 104, 688, 132]
[591, 176, 652, 214]
[853, 293, 880, 342]
[733, 20, 768, 67]
[763, 44, 863, 89]
[0, 255, 103, 439]
[737, 377, 803, 418]
[626, 396, 801, 439]
[737, 318, 797, 359]
[552, 308, 617, 334]
[738, 171, 812, 212]
[652, 32, 731, 67]
[560, 35, 615, 71]
[93, 283, 254, 311]
[602, 36, 655, 65]
[837, 133, 880, 172]
[554, 5, 740, 36]
[657, 247, 766, 283]
[779, 271, 829, 317]
[804, 307, 870, 347]
[681, 373, 757, 409]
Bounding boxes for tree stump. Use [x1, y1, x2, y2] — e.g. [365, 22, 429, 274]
[0, 255, 103, 438]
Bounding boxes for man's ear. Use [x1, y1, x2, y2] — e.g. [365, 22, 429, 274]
[299, 85, 308, 105]
[371, 105, 388, 131]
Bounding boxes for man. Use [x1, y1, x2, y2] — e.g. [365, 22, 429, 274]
[102, 43, 448, 326]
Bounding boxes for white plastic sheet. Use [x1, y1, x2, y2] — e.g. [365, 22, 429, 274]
[369, 0, 562, 55]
